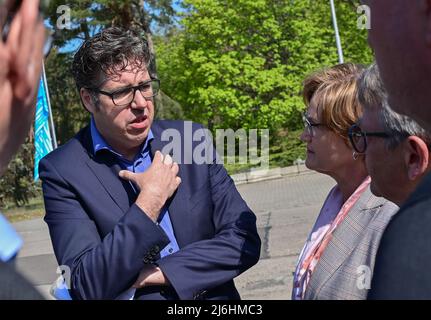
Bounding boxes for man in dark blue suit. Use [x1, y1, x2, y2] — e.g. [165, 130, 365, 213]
[39, 27, 261, 300]
[364, 0, 431, 299]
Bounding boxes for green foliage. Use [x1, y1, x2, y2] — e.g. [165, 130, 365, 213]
[269, 129, 306, 168]
[45, 48, 90, 144]
[45, 0, 177, 50]
[45, 1, 161, 41]
[0, 140, 41, 207]
[154, 91, 185, 120]
[157, 0, 372, 132]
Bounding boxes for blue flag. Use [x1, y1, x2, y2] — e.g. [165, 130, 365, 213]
[34, 77, 53, 181]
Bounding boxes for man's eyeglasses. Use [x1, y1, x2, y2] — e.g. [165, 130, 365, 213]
[348, 124, 390, 153]
[302, 113, 325, 137]
[89, 79, 160, 107]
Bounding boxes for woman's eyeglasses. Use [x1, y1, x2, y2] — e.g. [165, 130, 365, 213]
[302, 113, 326, 137]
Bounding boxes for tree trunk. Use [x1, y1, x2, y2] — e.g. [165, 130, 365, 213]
[134, 0, 158, 77]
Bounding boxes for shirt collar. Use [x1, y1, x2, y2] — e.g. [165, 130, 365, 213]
[90, 116, 154, 161]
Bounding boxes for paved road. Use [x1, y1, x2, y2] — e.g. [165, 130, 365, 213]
[234, 171, 334, 299]
[12, 170, 335, 300]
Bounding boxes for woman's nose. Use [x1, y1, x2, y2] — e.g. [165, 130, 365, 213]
[300, 128, 311, 143]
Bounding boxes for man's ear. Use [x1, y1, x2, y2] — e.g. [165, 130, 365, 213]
[404, 136, 430, 180]
[80, 88, 97, 114]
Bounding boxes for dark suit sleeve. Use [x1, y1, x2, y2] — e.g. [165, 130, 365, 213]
[157, 134, 261, 300]
[40, 158, 170, 300]
[368, 189, 431, 299]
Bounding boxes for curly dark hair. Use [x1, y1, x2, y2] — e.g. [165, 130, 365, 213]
[71, 27, 151, 91]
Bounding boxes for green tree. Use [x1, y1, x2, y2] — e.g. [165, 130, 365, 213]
[157, 0, 372, 132]
[45, 0, 177, 74]
[0, 139, 41, 207]
[44, 48, 89, 144]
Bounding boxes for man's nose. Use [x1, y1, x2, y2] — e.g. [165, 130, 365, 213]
[130, 89, 149, 109]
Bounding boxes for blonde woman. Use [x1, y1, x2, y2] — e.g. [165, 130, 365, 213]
[292, 63, 398, 300]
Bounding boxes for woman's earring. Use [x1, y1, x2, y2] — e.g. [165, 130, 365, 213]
[352, 151, 359, 160]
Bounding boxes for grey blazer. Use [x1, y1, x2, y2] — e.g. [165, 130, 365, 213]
[304, 186, 398, 300]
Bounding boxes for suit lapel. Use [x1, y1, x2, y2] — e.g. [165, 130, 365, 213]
[86, 156, 136, 214]
[306, 186, 385, 298]
[81, 127, 136, 214]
